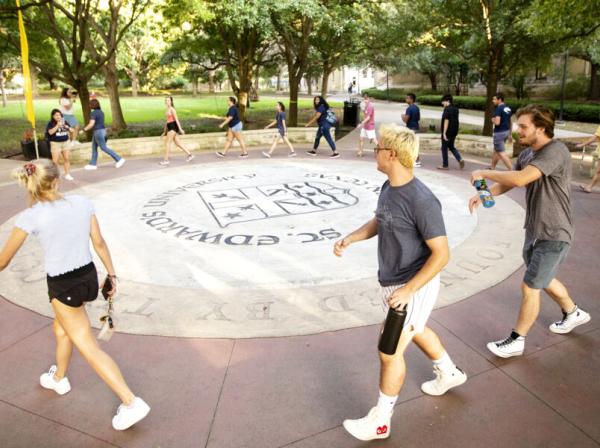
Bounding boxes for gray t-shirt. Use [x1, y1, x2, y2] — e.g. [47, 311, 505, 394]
[376, 178, 446, 286]
[514, 139, 573, 243]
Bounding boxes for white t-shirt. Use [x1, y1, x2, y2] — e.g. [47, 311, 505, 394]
[59, 97, 73, 116]
[15, 195, 95, 276]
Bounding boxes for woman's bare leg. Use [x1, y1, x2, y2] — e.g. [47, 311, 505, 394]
[62, 150, 71, 176]
[51, 299, 135, 405]
[164, 132, 174, 161]
[234, 131, 248, 155]
[53, 318, 73, 380]
[173, 134, 192, 155]
[283, 136, 295, 153]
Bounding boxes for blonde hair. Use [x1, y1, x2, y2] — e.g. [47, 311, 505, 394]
[12, 159, 61, 204]
[378, 123, 420, 168]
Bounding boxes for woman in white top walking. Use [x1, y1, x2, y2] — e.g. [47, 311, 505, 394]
[0, 159, 150, 431]
[59, 87, 80, 145]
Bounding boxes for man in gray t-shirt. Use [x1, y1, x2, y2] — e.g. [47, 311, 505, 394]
[470, 104, 590, 359]
[334, 124, 466, 442]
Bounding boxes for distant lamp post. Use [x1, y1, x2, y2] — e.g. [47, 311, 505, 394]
[558, 49, 569, 124]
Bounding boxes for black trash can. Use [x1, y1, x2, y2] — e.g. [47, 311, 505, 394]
[343, 100, 360, 127]
[21, 139, 51, 160]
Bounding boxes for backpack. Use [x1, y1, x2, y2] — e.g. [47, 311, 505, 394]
[325, 108, 337, 125]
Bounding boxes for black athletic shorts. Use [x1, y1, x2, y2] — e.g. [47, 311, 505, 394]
[166, 121, 180, 133]
[47, 262, 99, 308]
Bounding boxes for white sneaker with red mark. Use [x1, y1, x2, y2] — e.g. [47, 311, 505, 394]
[343, 406, 392, 441]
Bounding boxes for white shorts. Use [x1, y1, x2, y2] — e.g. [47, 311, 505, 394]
[379, 274, 440, 334]
[360, 128, 377, 140]
[50, 141, 70, 154]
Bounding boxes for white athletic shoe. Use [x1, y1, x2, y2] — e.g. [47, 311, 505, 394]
[186, 154, 195, 162]
[64, 174, 74, 181]
[84, 164, 97, 171]
[414, 160, 422, 168]
[262, 151, 271, 158]
[288, 152, 297, 157]
[40, 365, 71, 395]
[115, 158, 126, 168]
[421, 365, 467, 396]
[159, 160, 170, 166]
[215, 151, 226, 158]
[112, 397, 151, 431]
[487, 335, 525, 358]
[343, 407, 392, 441]
[549, 307, 591, 334]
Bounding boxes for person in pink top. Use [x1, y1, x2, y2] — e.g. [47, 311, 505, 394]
[357, 92, 378, 157]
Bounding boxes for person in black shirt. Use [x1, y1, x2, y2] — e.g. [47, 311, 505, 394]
[437, 95, 464, 170]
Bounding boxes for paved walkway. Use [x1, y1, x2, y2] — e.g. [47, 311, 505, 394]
[326, 95, 593, 139]
[1, 127, 599, 448]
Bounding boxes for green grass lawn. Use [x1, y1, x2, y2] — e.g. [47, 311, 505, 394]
[0, 94, 341, 156]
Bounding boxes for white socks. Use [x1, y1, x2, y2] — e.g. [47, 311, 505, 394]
[377, 390, 398, 415]
[433, 351, 455, 373]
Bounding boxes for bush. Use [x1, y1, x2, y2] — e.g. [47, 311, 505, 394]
[362, 88, 600, 123]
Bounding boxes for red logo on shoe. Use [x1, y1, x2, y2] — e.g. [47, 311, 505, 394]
[376, 425, 388, 435]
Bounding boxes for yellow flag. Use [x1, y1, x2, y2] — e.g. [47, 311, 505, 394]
[16, 0, 35, 128]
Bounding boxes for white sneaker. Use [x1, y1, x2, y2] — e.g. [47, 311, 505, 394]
[159, 160, 170, 166]
[262, 151, 271, 158]
[115, 158, 126, 168]
[288, 152, 297, 157]
[64, 174, 74, 181]
[487, 335, 525, 358]
[215, 151, 226, 158]
[549, 307, 591, 334]
[414, 160, 422, 168]
[343, 407, 392, 441]
[186, 154, 195, 162]
[40, 365, 71, 395]
[84, 164, 97, 171]
[112, 397, 150, 431]
[421, 365, 467, 396]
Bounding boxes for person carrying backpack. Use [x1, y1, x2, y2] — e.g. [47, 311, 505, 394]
[305, 95, 340, 158]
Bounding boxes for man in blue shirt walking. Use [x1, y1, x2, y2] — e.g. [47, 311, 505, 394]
[490, 92, 513, 170]
[402, 93, 422, 167]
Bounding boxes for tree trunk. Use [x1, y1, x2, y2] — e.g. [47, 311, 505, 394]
[276, 70, 281, 91]
[238, 90, 249, 121]
[428, 72, 437, 92]
[75, 81, 92, 132]
[288, 75, 300, 126]
[0, 70, 6, 108]
[321, 65, 331, 97]
[192, 76, 198, 97]
[103, 54, 127, 131]
[131, 69, 139, 97]
[589, 62, 599, 100]
[483, 52, 501, 137]
[31, 67, 38, 96]
[208, 70, 215, 93]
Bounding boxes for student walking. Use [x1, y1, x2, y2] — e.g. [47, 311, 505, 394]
[576, 125, 600, 193]
[470, 105, 591, 358]
[490, 92, 514, 170]
[262, 102, 296, 158]
[59, 87, 80, 145]
[402, 93, 422, 167]
[356, 92, 378, 157]
[216, 96, 249, 158]
[336, 124, 467, 441]
[160, 96, 194, 166]
[0, 159, 150, 430]
[305, 95, 339, 158]
[81, 99, 126, 170]
[46, 109, 74, 181]
[437, 94, 464, 170]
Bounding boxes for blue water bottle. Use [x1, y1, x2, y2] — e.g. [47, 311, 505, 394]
[474, 179, 495, 208]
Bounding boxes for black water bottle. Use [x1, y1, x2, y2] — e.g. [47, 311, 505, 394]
[378, 306, 408, 355]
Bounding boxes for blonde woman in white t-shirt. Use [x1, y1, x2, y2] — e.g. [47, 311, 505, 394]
[0, 159, 150, 431]
[59, 87, 80, 145]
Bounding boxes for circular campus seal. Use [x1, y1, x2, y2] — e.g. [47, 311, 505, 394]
[0, 159, 525, 338]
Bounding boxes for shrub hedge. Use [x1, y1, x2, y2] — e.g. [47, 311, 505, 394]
[362, 88, 600, 123]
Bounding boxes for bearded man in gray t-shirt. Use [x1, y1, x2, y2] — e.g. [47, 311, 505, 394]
[334, 124, 466, 442]
[470, 104, 591, 359]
